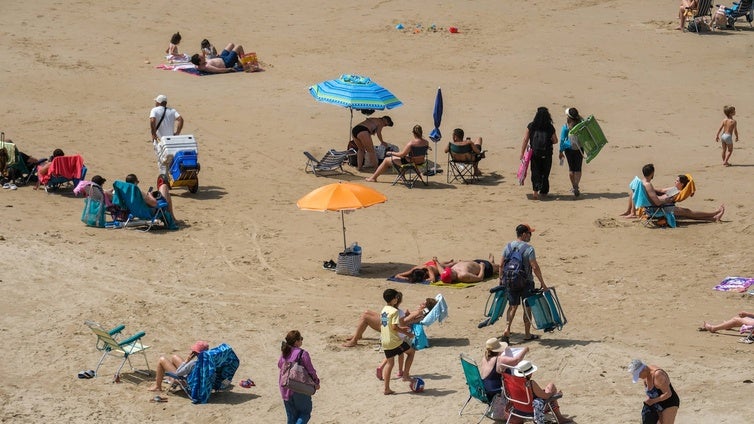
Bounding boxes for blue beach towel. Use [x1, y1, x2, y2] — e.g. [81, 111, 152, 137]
[187, 343, 240, 404]
[420, 293, 448, 326]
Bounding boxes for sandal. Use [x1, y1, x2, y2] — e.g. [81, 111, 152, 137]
[523, 334, 540, 341]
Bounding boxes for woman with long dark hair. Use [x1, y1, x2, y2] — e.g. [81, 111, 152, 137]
[520, 107, 558, 199]
[278, 330, 320, 424]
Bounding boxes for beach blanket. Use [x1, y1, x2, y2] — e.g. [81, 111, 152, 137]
[386, 275, 476, 288]
[714, 276, 754, 292]
[40, 155, 84, 185]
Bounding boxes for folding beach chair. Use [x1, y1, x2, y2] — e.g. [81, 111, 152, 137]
[502, 372, 562, 424]
[568, 115, 607, 163]
[446, 143, 485, 184]
[686, 0, 715, 33]
[39, 155, 87, 192]
[392, 145, 429, 188]
[723, 0, 753, 28]
[303, 148, 355, 176]
[523, 287, 567, 333]
[478, 285, 508, 328]
[84, 320, 150, 382]
[110, 180, 178, 231]
[459, 353, 496, 423]
[630, 176, 676, 228]
[169, 343, 239, 404]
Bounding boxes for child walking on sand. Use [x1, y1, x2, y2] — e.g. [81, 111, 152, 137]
[379, 289, 415, 395]
[715, 105, 739, 166]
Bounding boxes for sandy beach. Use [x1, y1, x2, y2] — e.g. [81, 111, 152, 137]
[2, 0, 754, 422]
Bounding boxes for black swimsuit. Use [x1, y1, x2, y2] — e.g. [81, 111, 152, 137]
[352, 123, 376, 139]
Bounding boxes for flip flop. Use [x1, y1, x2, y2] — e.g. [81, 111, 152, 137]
[77, 370, 95, 379]
[522, 334, 540, 342]
[150, 396, 168, 403]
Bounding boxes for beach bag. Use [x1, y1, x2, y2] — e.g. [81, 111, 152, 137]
[281, 351, 316, 396]
[81, 197, 106, 228]
[239, 52, 260, 72]
[411, 323, 429, 350]
[502, 243, 527, 291]
[347, 139, 358, 166]
[530, 129, 551, 153]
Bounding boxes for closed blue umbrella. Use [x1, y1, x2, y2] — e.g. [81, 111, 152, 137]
[309, 74, 403, 142]
[428, 87, 443, 176]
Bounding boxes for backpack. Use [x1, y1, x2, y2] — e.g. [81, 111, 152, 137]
[530, 129, 551, 152]
[502, 243, 527, 290]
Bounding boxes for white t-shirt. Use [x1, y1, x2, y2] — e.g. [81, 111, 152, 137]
[149, 106, 181, 138]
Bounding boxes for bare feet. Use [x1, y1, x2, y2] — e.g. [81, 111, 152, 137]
[147, 384, 163, 392]
[703, 322, 716, 333]
[365, 177, 376, 182]
[714, 205, 725, 222]
[531, 192, 539, 200]
[384, 389, 395, 395]
[341, 340, 358, 348]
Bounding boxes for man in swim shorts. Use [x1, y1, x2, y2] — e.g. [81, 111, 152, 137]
[190, 42, 247, 74]
[439, 257, 497, 283]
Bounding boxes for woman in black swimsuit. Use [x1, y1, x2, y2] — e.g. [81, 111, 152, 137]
[629, 359, 680, 424]
[351, 115, 393, 171]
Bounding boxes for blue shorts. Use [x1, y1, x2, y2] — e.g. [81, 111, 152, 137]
[220, 50, 238, 68]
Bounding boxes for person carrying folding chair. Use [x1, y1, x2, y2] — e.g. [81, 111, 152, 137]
[147, 340, 209, 392]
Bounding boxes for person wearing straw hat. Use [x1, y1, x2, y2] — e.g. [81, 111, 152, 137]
[513, 360, 572, 424]
[147, 340, 210, 391]
[479, 338, 529, 400]
[627, 359, 680, 424]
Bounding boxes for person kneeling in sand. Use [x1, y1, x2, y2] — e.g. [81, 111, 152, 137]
[700, 311, 754, 333]
[190, 43, 246, 73]
[342, 295, 437, 347]
[147, 340, 209, 391]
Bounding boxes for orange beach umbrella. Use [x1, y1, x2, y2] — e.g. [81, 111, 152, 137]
[297, 182, 387, 250]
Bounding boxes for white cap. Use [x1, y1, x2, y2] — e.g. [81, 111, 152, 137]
[154, 94, 167, 103]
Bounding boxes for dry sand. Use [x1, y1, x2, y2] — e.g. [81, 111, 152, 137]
[2, 0, 754, 422]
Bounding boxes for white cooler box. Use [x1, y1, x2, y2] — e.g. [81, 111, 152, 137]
[156, 135, 198, 167]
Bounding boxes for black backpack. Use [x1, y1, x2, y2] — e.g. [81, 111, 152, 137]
[502, 243, 527, 290]
[530, 129, 551, 152]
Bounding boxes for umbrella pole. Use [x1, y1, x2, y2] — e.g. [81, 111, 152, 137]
[341, 210, 347, 252]
[348, 107, 353, 144]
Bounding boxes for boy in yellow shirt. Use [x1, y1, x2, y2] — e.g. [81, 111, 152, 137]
[380, 289, 415, 394]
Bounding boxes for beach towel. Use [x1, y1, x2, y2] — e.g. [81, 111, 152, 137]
[517, 147, 532, 186]
[39, 155, 84, 185]
[187, 343, 239, 404]
[713, 276, 754, 292]
[420, 294, 448, 326]
[387, 275, 430, 284]
[430, 281, 476, 289]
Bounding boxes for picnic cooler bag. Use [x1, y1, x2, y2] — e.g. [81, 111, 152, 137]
[336, 251, 361, 275]
[524, 287, 567, 332]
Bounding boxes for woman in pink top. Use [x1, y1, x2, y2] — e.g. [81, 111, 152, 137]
[278, 330, 320, 424]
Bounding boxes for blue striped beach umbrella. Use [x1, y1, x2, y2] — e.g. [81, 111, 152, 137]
[309, 74, 403, 142]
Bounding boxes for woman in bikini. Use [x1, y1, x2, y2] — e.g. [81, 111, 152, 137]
[393, 257, 456, 283]
[365, 124, 428, 182]
[351, 115, 393, 171]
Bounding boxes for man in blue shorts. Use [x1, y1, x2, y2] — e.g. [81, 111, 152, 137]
[190, 42, 246, 73]
[500, 224, 548, 343]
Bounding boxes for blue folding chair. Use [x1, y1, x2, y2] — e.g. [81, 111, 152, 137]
[723, 0, 753, 29]
[111, 180, 177, 231]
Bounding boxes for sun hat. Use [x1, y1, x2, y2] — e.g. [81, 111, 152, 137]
[628, 359, 646, 383]
[191, 340, 209, 353]
[91, 175, 106, 186]
[485, 338, 508, 353]
[440, 267, 453, 283]
[513, 360, 538, 377]
[154, 94, 168, 103]
[516, 224, 535, 236]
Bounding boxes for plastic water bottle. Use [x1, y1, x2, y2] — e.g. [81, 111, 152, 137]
[353, 242, 362, 255]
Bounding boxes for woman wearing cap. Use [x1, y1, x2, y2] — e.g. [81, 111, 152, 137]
[559, 107, 584, 197]
[513, 360, 572, 423]
[147, 340, 209, 391]
[352, 115, 394, 171]
[479, 338, 529, 400]
[279, 330, 320, 424]
[628, 359, 680, 424]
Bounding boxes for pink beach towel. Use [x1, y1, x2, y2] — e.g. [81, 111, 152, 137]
[714, 276, 754, 292]
[517, 147, 532, 186]
[39, 155, 83, 185]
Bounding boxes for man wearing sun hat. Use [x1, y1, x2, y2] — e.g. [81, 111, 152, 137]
[499, 224, 548, 344]
[147, 340, 209, 392]
[512, 360, 571, 423]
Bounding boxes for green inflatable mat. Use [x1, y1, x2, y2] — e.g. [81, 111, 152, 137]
[569, 115, 607, 163]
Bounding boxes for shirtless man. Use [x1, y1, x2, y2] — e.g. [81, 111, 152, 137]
[439, 256, 496, 283]
[444, 128, 484, 175]
[189, 43, 246, 74]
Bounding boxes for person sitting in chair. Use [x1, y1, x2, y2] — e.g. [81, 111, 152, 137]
[125, 173, 176, 219]
[365, 124, 429, 182]
[480, 338, 529, 401]
[190, 43, 246, 73]
[444, 128, 484, 176]
[513, 360, 572, 423]
[342, 296, 437, 347]
[33, 148, 65, 190]
[147, 340, 209, 392]
[678, 0, 699, 30]
[662, 174, 725, 222]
